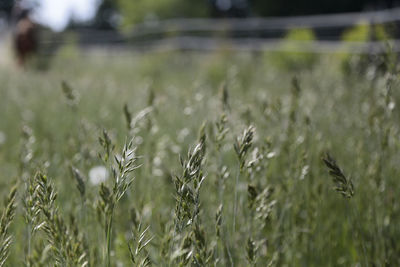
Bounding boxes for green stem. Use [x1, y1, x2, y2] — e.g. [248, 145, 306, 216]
[348, 202, 368, 267]
[105, 209, 114, 267]
[27, 222, 31, 266]
[233, 165, 240, 233]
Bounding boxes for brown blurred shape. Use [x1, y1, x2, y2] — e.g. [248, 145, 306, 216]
[13, 9, 37, 66]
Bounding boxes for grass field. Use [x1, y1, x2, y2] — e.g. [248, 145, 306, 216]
[0, 46, 400, 266]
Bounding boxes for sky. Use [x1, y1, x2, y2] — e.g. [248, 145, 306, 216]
[32, 0, 98, 31]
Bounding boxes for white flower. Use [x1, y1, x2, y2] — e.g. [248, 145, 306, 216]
[266, 151, 276, 159]
[183, 107, 193, 115]
[388, 101, 396, 111]
[195, 93, 203, 101]
[177, 128, 190, 142]
[299, 165, 309, 180]
[89, 166, 109, 185]
[134, 136, 143, 145]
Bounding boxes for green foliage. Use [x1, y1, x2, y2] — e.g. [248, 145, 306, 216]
[269, 28, 318, 71]
[54, 33, 81, 62]
[340, 22, 392, 76]
[341, 22, 391, 43]
[341, 22, 370, 42]
[116, 0, 209, 30]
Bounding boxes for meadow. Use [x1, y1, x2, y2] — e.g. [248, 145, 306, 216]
[0, 42, 399, 266]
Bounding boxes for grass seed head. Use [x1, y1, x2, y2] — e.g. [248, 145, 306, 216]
[322, 153, 354, 198]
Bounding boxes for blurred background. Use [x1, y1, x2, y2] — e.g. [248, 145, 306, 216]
[1, 0, 400, 66]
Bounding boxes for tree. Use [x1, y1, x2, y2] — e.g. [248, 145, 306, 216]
[0, 0, 14, 20]
[94, 0, 119, 29]
[116, 0, 210, 29]
[249, 0, 385, 17]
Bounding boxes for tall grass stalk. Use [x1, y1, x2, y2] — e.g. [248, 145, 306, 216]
[0, 184, 17, 267]
[323, 153, 368, 265]
[97, 135, 140, 267]
[34, 172, 87, 266]
[233, 126, 255, 232]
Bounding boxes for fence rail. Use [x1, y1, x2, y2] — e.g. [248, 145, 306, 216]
[102, 37, 400, 54]
[129, 8, 400, 38]
[3, 7, 400, 54]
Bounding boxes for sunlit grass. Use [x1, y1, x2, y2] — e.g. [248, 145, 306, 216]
[0, 48, 399, 266]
